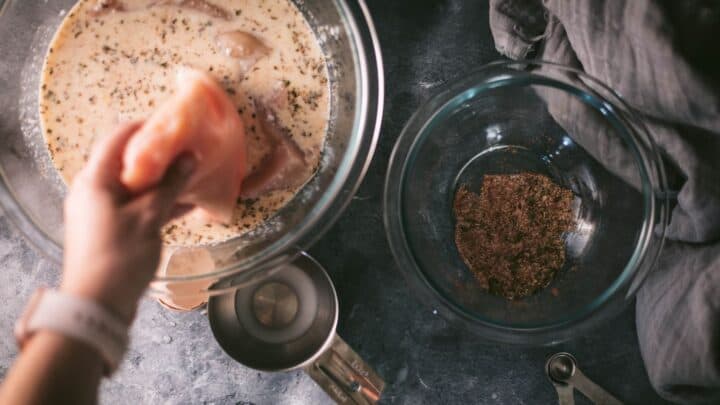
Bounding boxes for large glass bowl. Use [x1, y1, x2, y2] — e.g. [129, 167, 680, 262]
[384, 61, 668, 345]
[0, 0, 383, 304]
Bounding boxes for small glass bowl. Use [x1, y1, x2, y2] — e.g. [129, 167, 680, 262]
[384, 61, 669, 345]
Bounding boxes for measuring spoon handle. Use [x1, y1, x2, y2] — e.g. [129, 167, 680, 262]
[569, 369, 623, 405]
[553, 382, 575, 405]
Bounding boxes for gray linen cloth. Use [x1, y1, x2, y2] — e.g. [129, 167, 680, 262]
[489, 0, 720, 403]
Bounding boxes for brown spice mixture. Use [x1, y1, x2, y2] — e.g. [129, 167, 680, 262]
[453, 173, 575, 300]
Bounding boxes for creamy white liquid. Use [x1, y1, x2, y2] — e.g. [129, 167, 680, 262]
[40, 0, 329, 246]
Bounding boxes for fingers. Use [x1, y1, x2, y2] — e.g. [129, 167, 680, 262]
[81, 121, 143, 191]
[154, 154, 196, 206]
[168, 204, 195, 221]
[135, 154, 196, 226]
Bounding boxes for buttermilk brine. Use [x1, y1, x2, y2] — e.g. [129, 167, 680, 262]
[39, 0, 330, 246]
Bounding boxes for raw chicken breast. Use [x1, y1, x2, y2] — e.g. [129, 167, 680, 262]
[149, 0, 232, 20]
[121, 68, 247, 222]
[241, 103, 312, 199]
[215, 30, 272, 74]
[88, 0, 125, 16]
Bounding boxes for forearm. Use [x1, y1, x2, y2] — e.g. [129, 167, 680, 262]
[0, 331, 104, 405]
[0, 121, 194, 405]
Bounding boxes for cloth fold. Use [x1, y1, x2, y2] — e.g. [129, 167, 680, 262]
[489, 0, 720, 402]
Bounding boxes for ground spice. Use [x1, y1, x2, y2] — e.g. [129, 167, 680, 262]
[453, 173, 575, 300]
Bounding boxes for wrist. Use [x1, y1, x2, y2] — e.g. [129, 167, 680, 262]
[15, 289, 131, 375]
[31, 329, 106, 371]
[59, 281, 138, 325]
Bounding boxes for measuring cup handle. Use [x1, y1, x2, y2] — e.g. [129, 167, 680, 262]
[303, 335, 385, 404]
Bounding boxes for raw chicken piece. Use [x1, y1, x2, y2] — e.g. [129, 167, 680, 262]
[216, 31, 272, 73]
[149, 0, 232, 20]
[88, 0, 125, 16]
[241, 103, 312, 199]
[157, 247, 214, 311]
[121, 68, 247, 222]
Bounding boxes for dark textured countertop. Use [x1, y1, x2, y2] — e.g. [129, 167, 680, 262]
[310, 0, 668, 403]
[0, 0, 668, 404]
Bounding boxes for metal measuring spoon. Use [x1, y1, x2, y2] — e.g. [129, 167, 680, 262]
[546, 352, 623, 405]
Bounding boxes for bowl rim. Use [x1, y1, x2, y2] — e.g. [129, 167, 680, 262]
[383, 60, 669, 344]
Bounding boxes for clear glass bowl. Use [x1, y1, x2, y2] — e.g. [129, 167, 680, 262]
[384, 61, 669, 345]
[0, 0, 383, 304]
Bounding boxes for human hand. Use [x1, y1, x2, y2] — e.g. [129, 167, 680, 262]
[61, 122, 195, 323]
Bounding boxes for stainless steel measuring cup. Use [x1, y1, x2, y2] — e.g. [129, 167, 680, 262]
[207, 253, 384, 404]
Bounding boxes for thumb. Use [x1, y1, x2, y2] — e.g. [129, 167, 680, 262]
[145, 154, 197, 222]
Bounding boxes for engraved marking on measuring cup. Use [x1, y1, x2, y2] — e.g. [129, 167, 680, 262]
[328, 380, 349, 403]
[350, 358, 370, 378]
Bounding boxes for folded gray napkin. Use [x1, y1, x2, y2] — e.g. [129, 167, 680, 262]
[489, 0, 720, 403]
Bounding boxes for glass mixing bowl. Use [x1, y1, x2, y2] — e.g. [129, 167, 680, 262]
[0, 0, 383, 306]
[384, 61, 669, 345]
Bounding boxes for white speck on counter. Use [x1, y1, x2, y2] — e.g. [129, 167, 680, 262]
[395, 365, 408, 384]
[418, 375, 430, 389]
[418, 80, 442, 89]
